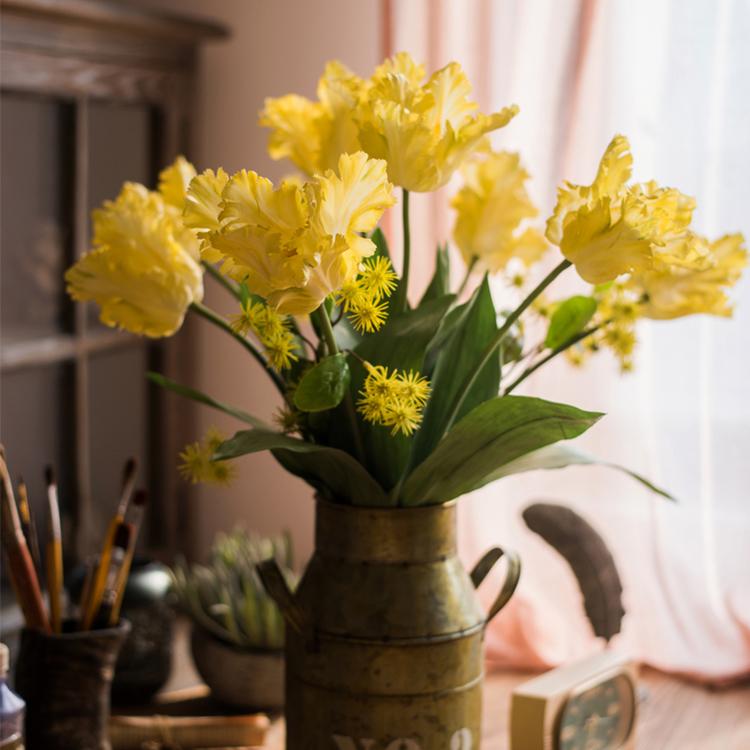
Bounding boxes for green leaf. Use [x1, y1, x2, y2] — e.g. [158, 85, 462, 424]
[545, 295, 597, 349]
[401, 395, 603, 505]
[351, 295, 455, 491]
[371, 227, 390, 261]
[147, 372, 270, 429]
[419, 243, 451, 305]
[411, 275, 500, 466]
[485, 443, 675, 500]
[215, 429, 388, 506]
[293, 354, 350, 412]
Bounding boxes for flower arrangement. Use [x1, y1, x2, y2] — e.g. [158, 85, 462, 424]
[66, 53, 747, 507]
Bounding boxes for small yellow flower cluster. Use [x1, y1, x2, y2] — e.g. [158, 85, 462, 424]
[231, 300, 298, 371]
[336, 256, 398, 333]
[179, 427, 236, 486]
[357, 363, 431, 436]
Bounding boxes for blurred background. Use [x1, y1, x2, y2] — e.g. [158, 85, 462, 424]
[1, 0, 748, 682]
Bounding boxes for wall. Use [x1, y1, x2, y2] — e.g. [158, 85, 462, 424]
[131, 0, 383, 563]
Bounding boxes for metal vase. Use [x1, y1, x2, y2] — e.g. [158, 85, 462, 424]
[259, 499, 520, 750]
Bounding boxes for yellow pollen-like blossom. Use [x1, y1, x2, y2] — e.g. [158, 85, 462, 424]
[357, 363, 430, 436]
[179, 427, 236, 486]
[348, 297, 389, 333]
[210, 151, 395, 315]
[359, 256, 399, 300]
[65, 161, 203, 338]
[356, 53, 519, 192]
[452, 151, 548, 274]
[230, 300, 298, 371]
[546, 135, 709, 284]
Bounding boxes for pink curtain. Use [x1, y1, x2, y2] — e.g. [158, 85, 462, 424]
[387, 0, 750, 685]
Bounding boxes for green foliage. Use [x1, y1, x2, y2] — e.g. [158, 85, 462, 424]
[412, 275, 500, 465]
[293, 354, 350, 412]
[350, 295, 455, 491]
[486, 443, 674, 499]
[420, 243, 451, 305]
[171, 528, 296, 650]
[147, 372, 270, 429]
[214, 428, 388, 505]
[400, 396, 603, 505]
[545, 295, 597, 349]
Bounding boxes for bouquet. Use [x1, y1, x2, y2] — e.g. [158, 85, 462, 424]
[66, 53, 747, 508]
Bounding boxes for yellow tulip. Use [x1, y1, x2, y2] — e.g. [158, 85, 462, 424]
[65, 179, 203, 337]
[451, 151, 548, 273]
[547, 135, 708, 284]
[632, 233, 747, 319]
[260, 61, 366, 177]
[158, 155, 197, 209]
[208, 151, 395, 315]
[357, 53, 518, 192]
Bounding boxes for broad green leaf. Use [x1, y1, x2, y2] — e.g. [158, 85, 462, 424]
[371, 227, 391, 261]
[485, 443, 674, 500]
[420, 243, 451, 306]
[147, 372, 270, 429]
[401, 395, 602, 505]
[545, 295, 597, 349]
[411, 275, 500, 466]
[350, 295, 456, 491]
[293, 354, 350, 412]
[215, 429, 388, 506]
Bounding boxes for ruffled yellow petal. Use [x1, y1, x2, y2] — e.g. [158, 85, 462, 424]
[633, 233, 747, 319]
[158, 156, 197, 210]
[451, 151, 546, 273]
[66, 182, 203, 337]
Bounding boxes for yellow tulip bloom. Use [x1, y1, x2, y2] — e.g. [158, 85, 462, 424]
[357, 53, 518, 192]
[452, 151, 548, 273]
[210, 151, 395, 315]
[547, 135, 707, 284]
[65, 180, 203, 337]
[260, 61, 366, 176]
[158, 155, 197, 209]
[183, 168, 230, 261]
[633, 233, 747, 319]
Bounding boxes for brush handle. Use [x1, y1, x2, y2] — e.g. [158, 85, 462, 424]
[6, 530, 50, 632]
[81, 516, 121, 630]
[47, 538, 63, 633]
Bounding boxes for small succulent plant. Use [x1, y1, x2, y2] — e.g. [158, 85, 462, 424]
[171, 527, 296, 650]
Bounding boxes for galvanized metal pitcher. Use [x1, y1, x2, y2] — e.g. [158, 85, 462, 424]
[259, 498, 520, 750]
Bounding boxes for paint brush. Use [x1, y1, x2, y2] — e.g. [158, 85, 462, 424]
[16, 476, 42, 577]
[81, 458, 138, 630]
[109, 490, 148, 625]
[0, 454, 50, 632]
[45, 466, 64, 633]
[93, 521, 133, 629]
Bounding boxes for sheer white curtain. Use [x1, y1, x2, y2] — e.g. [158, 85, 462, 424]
[390, 0, 750, 682]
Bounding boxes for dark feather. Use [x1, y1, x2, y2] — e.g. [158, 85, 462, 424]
[522, 502, 625, 641]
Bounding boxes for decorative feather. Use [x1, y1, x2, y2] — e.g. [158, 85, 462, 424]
[522, 502, 625, 641]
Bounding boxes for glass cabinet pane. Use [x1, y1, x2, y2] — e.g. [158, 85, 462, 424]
[87, 345, 150, 541]
[0, 94, 74, 344]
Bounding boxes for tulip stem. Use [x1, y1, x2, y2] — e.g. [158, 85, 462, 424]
[202, 261, 241, 301]
[442, 259, 572, 435]
[503, 323, 603, 395]
[394, 189, 411, 313]
[456, 257, 478, 298]
[190, 302, 287, 397]
[313, 305, 367, 465]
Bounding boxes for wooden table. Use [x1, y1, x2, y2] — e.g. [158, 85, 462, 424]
[163, 622, 750, 749]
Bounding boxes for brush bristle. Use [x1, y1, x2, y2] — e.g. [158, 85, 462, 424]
[123, 457, 137, 484]
[113, 522, 133, 550]
[44, 465, 55, 486]
[132, 489, 148, 507]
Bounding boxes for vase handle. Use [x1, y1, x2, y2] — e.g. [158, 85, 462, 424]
[257, 559, 307, 635]
[470, 546, 522, 624]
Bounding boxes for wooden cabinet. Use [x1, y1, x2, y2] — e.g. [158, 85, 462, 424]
[0, 0, 226, 628]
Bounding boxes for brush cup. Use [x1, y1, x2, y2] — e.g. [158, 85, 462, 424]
[14, 619, 130, 750]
